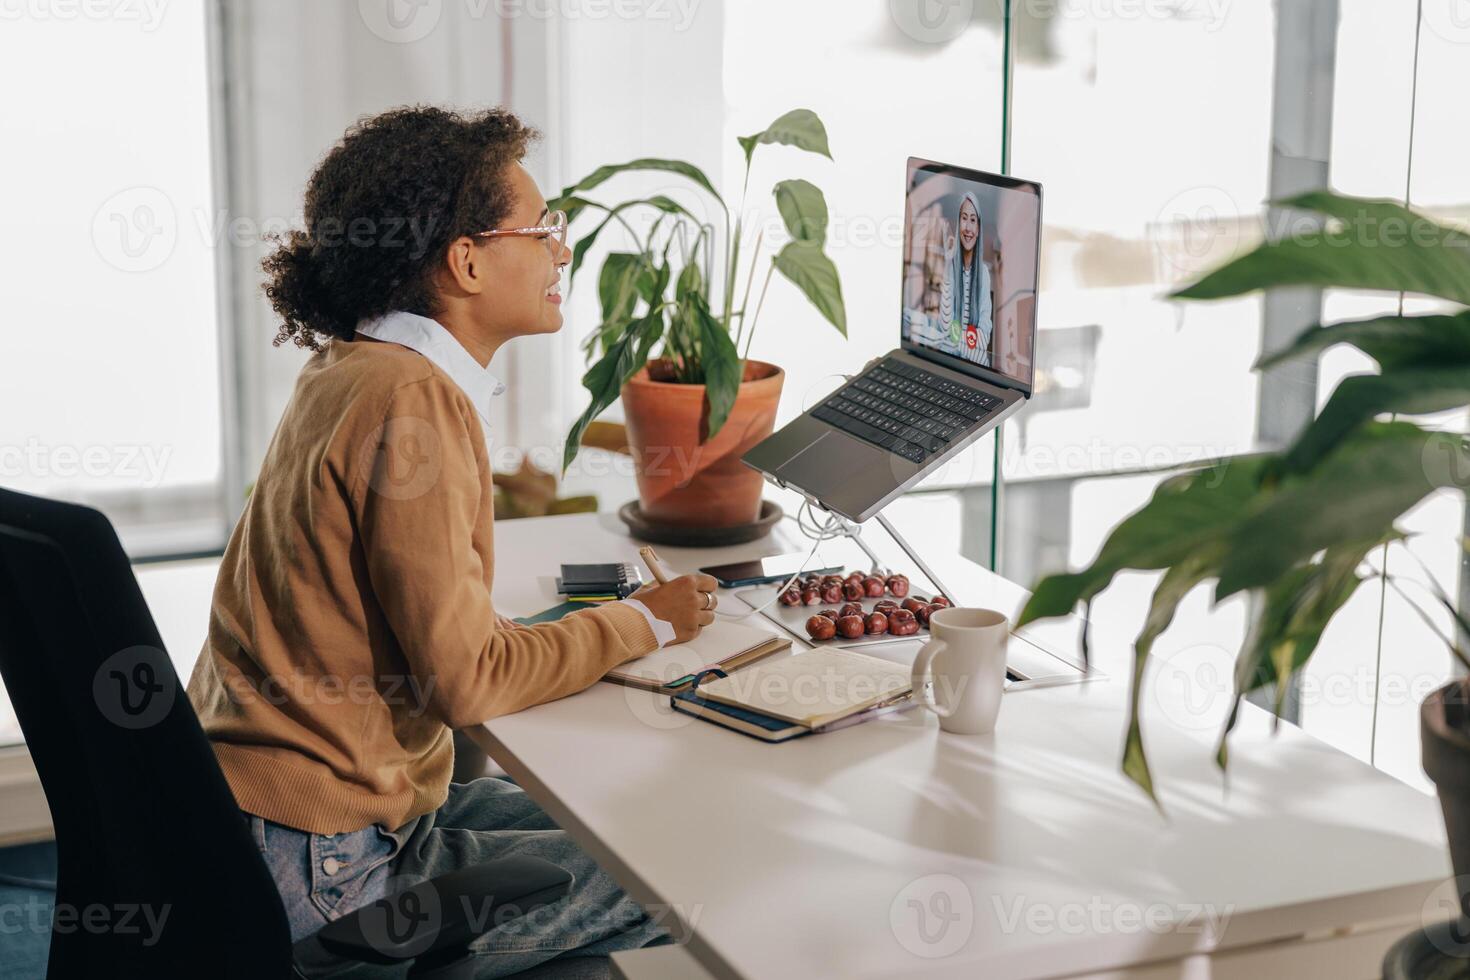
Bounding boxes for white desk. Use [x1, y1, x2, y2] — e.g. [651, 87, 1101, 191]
[471, 509, 1451, 980]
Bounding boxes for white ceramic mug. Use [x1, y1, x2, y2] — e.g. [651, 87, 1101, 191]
[910, 607, 1009, 735]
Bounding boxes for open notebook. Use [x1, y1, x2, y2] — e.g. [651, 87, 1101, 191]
[688, 647, 913, 727]
[669, 647, 916, 742]
[603, 618, 791, 692]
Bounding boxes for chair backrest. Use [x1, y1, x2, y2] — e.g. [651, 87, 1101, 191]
[0, 487, 292, 978]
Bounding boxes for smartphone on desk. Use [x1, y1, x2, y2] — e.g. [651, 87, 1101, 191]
[699, 555, 843, 589]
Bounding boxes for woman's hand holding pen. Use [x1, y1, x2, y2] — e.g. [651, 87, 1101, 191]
[633, 547, 717, 642]
[629, 576, 718, 642]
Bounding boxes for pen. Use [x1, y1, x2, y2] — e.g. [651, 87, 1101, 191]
[638, 546, 672, 585]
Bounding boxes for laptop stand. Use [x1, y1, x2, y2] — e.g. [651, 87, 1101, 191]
[835, 510, 959, 605]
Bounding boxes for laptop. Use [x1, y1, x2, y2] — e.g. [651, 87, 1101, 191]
[743, 157, 1044, 524]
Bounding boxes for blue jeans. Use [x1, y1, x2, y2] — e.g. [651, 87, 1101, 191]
[246, 777, 670, 978]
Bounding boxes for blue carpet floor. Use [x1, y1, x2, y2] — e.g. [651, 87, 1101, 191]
[0, 840, 56, 980]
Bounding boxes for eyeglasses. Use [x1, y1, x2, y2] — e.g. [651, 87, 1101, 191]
[474, 210, 568, 254]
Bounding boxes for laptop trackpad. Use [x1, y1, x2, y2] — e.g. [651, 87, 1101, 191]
[781, 431, 876, 493]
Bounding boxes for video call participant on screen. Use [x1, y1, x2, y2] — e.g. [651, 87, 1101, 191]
[906, 190, 995, 367]
[941, 191, 994, 366]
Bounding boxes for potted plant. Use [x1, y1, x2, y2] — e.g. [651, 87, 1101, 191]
[552, 109, 846, 530]
[1017, 192, 1470, 913]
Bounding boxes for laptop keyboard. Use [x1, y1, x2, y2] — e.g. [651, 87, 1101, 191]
[812, 360, 1004, 464]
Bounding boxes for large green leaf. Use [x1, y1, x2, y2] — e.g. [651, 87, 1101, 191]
[772, 179, 829, 245]
[644, 256, 672, 310]
[1018, 455, 1272, 627]
[691, 294, 741, 440]
[1174, 191, 1470, 306]
[737, 108, 832, 165]
[1285, 366, 1470, 471]
[568, 195, 691, 282]
[562, 311, 669, 471]
[555, 159, 723, 208]
[598, 252, 644, 326]
[563, 331, 636, 473]
[676, 254, 704, 305]
[1124, 556, 1217, 809]
[772, 241, 847, 336]
[1215, 423, 1448, 598]
[630, 310, 665, 371]
[1258, 312, 1470, 372]
[1213, 539, 1379, 771]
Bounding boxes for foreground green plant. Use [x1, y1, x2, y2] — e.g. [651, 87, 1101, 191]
[1018, 192, 1470, 805]
[552, 109, 847, 472]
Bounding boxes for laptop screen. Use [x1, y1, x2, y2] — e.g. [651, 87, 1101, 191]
[900, 158, 1042, 392]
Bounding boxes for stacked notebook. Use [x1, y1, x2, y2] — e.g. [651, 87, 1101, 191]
[557, 562, 643, 600]
[670, 647, 916, 742]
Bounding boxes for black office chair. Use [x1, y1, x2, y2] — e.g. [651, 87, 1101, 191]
[0, 487, 576, 979]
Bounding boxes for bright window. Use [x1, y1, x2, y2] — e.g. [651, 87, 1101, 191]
[0, 2, 222, 747]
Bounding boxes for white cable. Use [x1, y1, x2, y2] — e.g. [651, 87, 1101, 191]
[706, 368, 872, 620]
[714, 499, 846, 620]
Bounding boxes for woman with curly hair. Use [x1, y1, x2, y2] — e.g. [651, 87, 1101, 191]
[187, 106, 716, 978]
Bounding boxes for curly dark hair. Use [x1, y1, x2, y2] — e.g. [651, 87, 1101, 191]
[262, 105, 539, 351]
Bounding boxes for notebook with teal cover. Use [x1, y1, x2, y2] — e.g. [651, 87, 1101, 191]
[668, 689, 809, 742]
[512, 600, 589, 626]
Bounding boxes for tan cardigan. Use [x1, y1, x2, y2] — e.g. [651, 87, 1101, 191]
[186, 337, 657, 834]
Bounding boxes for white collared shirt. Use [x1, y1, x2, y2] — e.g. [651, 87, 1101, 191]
[353, 310, 674, 648]
[356, 310, 506, 455]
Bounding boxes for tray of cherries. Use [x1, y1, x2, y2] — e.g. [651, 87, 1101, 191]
[736, 569, 952, 646]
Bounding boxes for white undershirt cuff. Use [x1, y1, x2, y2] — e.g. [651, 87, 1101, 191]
[621, 597, 676, 648]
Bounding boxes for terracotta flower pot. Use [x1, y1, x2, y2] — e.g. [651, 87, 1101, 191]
[621, 358, 783, 528]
